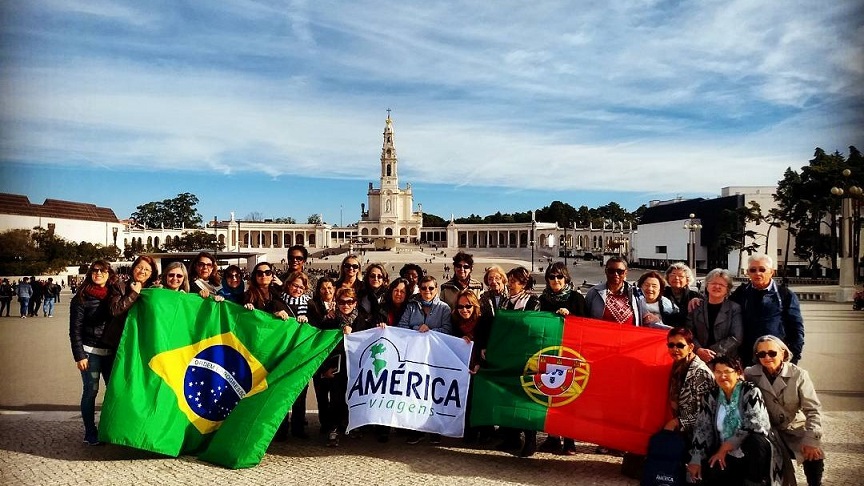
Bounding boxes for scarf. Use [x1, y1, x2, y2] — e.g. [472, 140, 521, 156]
[507, 291, 532, 310]
[720, 381, 744, 441]
[542, 284, 572, 306]
[668, 354, 695, 417]
[338, 308, 358, 329]
[85, 285, 109, 300]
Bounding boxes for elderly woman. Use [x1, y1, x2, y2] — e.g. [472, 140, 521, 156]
[688, 356, 774, 485]
[538, 262, 587, 455]
[687, 268, 743, 363]
[159, 262, 190, 292]
[188, 251, 221, 298]
[308, 277, 336, 326]
[214, 265, 245, 304]
[745, 335, 824, 486]
[664, 263, 701, 327]
[281, 271, 311, 323]
[638, 270, 678, 327]
[664, 327, 713, 437]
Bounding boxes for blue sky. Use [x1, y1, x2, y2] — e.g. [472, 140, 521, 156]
[1, 1, 862, 225]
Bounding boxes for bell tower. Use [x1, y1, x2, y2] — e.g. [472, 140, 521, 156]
[380, 109, 398, 191]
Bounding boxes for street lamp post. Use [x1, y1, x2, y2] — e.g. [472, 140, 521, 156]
[831, 169, 862, 301]
[683, 213, 702, 272]
[562, 221, 568, 268]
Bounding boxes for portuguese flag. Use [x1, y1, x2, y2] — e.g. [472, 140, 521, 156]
[99, 288, 342, 468]
[471, 310, 672, 454]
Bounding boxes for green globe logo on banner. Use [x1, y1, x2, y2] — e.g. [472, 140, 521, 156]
[520, 346, 589, 407]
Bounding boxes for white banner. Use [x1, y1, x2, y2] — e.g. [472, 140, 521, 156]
[344, 326, 473, 437]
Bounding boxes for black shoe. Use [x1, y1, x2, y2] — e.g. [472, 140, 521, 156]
[538, 436, 563, 454]
[406, 433, 425, 445]
[429, 434, 441, 445]
[562, 439, 577, 456]
[327, 431, 339, 447]
[519, 431, 537, 457]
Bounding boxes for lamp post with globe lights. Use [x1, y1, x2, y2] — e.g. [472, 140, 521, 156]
[831, 169, 862, 301]
[683, 213, 702, 273]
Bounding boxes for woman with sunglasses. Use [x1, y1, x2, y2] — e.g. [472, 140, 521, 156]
[585, 257, 648, 326]
[745, 335, 824, 486]
[398, 275, 452, 445]
[688, 268, 742, 363]
[335, 254, 364, 294]
[102, 256, 159, 349]
[69, 260, 121, 445]
[687, 356, 773, 485]
[664, 327, 713, 440]
[188, 251, 222, 299]
[159, 262, 190, 292]
[358, 263, 389, 318]
[537, 262, 587, 455]
[214, 265, 245, 304]
[317, 287, 364, 447]
[243, 262, 289, 320]
[450, 289, 492, 444]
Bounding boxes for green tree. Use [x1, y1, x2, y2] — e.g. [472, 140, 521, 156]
[307, 214, 323, 225]
[131, 193, 203, 229]
[273, 217, 296, 224]
[422, 213, 447, 227]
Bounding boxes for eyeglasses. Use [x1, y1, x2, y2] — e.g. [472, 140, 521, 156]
[254, 269, 273, 277]
[167, 273, 184, 279]
[289, 283, 305, 291]
[548, 274, 566, 280]
[343, 263, 360, 270]
[756, 350, 779, 359]
[289, 255, 305, 262]
[748, 267, 769, 273]
[226, 273, 241, 279]
[420, 286, 436, 291]
[605, 268, 626, 275]
[337, 299, 356, 305]
[91, 268, 108, 275]
[666, 342, 687, 349]
[454, 264, 471, 270]
[368, 274, 384, 280]
[455, 304, 473, 310]
[196, 262, 214, 268]
[135, 266, 152, 274]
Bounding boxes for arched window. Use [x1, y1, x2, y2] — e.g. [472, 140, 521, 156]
[386, 164, 391, 176]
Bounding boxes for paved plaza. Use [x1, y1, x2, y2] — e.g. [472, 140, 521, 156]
[1, 253, 863, 485]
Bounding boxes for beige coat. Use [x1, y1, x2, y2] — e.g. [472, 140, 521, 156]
[745, 363, 823, 463]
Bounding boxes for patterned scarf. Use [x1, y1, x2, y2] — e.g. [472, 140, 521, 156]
[507, 291, 532, 310]
[542, 284, 572, 306]
[668, 354, 694, 417]
[720, 381, 743, 441]
[604, 291, 633, 324]
[338, 308, 358, 329]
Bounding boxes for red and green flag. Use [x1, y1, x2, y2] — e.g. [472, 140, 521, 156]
[99, 288, 342, 469]
[471, 310, 672, 454]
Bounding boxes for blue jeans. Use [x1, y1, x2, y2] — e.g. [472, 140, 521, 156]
[43, 297, 55, 316]
[80, 352, 115, 440]
[19, 298, 29, 317]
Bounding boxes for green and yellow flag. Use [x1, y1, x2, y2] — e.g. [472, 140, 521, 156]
[99, 288, 342, 469]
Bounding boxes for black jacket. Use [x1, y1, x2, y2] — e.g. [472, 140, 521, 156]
[69, 288, 117, 361]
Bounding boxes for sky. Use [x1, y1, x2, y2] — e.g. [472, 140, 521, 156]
[1, 1, 862, 226]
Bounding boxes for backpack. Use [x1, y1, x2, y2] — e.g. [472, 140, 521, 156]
[641, 430, 686, 486]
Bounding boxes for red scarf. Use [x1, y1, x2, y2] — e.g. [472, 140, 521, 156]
[85, 285, 109, 300]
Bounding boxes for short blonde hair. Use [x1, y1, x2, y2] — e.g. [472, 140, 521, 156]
[483, 265, 507, 286]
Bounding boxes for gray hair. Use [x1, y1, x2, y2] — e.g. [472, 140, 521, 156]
[753, 334, 793, 363]
[704, 268, 733, 296]
[747, 253, 775, 270]
[665, 262, 693, 283]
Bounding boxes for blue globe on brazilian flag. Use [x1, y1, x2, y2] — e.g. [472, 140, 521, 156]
[99, 289, 341, 469]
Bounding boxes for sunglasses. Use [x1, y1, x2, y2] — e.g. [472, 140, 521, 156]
[454, 264, 472, 270]
[756, 350, 779, 359]
[226, 273, 241, 279]
[605, 268, 626, 275]
[255, 269, 273, 277]
[666, 342, 687, 349]
[455, 304, 473, 310]
[343, 263, 360, 270]
[548, 274, 566, 280]
[167, 273, 184, 279]
[337, 299, 356, 305]
[748, 267, 769, 273]
[420, 286, 436, 291]
[90, 268, 108, 275]
[289, 256, 305, 261]
[196, 262, 214, 268]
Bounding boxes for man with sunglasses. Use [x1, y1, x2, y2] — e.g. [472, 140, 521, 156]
[439, 251, 484, 310]
[281, 245, 309, 285]
[730, 253, 804, 366]
[585, 257, 648, 326]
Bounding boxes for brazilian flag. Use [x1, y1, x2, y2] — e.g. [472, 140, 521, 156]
[99, 288, 341, 468]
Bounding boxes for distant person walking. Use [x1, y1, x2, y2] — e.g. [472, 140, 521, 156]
[17, 277, 33, 318]
[0, 278, 13, 317]
[42, 278, 59, 317]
